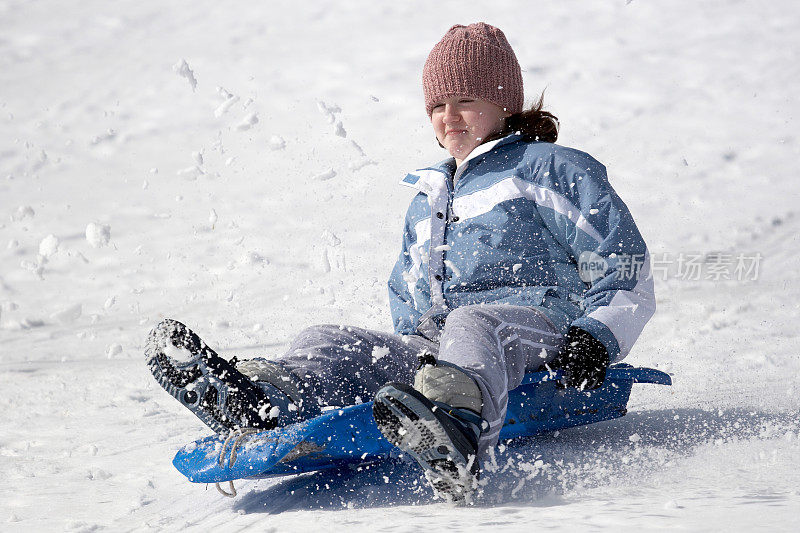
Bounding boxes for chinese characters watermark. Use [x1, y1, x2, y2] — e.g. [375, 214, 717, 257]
[612, 252, 762, 282]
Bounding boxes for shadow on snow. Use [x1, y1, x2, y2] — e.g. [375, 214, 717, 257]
[233, 406, 797, 514]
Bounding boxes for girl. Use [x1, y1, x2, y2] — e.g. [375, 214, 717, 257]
[146, 22, 655, 503]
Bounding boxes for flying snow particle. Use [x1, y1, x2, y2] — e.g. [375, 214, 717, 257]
[240, 251, 267, 266]
[322, 230, 341, 247]
[349, 140, 366, 157]
[268, 135, 286, 151]
[236, 112, 259, 131]
[107, 343, 123, 358]
[51, 303, 82, 324]
[317, 101, 339, 124]
[176, 166, 203, 181]
[90, 130, 116, 146]
[323, 102, 341, 114]
[258, 403, 281, 420]
[163, 343, 195, 363]
[312, 168, 337, 181]
[172, 59, 197, 91]
[38, 234, 59, 258]
[443, 259, 461, 277]
[85, 223, 111, 248]
[347, 158, 377, 171]
[19, 317, 45, 328]
[334, 121, 347, 138]
[629, 433, 641, 443]
[20, 259, 44, 279]
[214, 91, 240, 118]
[11, 205, 35, 221]
[371, 346, 390, 362]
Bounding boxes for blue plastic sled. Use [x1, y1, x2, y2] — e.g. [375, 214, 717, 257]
[173, 364, 671, 484]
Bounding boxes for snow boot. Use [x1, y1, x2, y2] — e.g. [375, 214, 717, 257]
[373, 359, 485, 503]
[145, 319, 295, 433]
[235, 358, 318, 421]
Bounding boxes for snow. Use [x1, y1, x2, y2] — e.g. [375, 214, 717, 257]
[312, 168, 337, 181]
[214, 88, 240, 118]
[371, 346, 390, 362]
[1, 0, 799, 531]
[38, 234, 59, 258]
[172, 58, 197, 92]
[51, 303, 82, 324]
[235, 112, 259, 131]
[176, 165, 203, 180]
[163, 343, 196, 364]
[85, 222, 111, 248]
[11, 205, 34, 221]
[268, 135, 287, 151]
[106, 343, 123, 358]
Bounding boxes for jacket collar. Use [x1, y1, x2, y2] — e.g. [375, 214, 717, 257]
[400, 133, 522, 193]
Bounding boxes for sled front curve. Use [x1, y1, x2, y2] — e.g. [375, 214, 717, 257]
[172, 364, 671, 484]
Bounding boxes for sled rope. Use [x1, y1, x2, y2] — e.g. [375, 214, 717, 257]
[215, 480, 237, 498]
[218, 428, 260, 468]
[214, 428, 259, 498]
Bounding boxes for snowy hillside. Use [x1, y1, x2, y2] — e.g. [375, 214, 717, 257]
[1, 0, 799, 531]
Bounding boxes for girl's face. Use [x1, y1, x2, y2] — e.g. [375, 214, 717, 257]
[430, 97, 510, 164]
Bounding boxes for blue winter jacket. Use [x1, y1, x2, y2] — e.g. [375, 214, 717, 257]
[388, 134, 655, 362]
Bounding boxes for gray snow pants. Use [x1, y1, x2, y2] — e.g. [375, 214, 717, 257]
[265, 304, 567, 459]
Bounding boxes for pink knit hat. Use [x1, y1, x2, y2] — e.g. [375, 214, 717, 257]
[423, 23, 523, 116]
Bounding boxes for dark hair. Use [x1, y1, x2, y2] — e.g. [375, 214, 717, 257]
[484, 91, 559, 144]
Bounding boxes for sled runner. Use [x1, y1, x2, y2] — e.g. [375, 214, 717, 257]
[172, 364, 670, 488]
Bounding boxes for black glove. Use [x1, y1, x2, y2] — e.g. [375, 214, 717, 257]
[550, 327, 610, 390]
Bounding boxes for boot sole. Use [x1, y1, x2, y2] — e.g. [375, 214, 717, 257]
[145, 319, 275, 433]
[373, 382, 479, 502]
